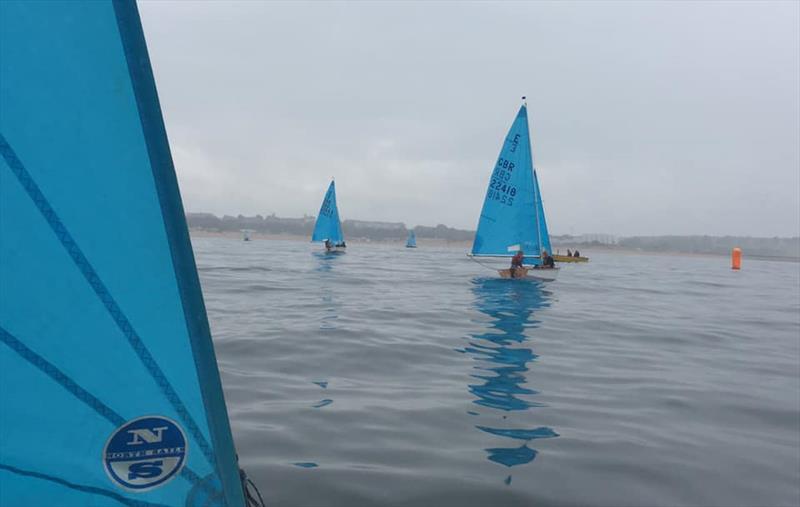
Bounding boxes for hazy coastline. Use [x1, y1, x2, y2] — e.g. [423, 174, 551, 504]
[188, 228, 799, 263]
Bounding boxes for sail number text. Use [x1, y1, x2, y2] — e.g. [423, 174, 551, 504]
[488, 157, 517, 206]
[319, 196, 334, 218]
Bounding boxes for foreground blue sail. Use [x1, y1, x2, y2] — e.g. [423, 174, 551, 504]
[406, 230, 417, 248]
[0, 1, 245, 506]
[471, 105, 541, 265]
[311, 180, 344, 244]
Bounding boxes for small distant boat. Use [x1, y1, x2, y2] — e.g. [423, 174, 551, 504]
[468, 99, 559, 281]
[553, 254, 588, 263]
[242, 229, 252, 241]
[406, 230, 417, 248]
[312, 179, 346, 252]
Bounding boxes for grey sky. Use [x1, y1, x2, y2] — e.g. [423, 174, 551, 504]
[139, 0, 799, 237]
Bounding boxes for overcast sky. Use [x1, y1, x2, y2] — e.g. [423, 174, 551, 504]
[139, 0, 799, 237]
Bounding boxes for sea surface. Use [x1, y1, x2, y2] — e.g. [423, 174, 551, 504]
[193, 237, 800, 507]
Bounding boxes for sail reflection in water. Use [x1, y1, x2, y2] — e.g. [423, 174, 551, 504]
[462, 278, 559, 476]
[312, 252, 341, 331]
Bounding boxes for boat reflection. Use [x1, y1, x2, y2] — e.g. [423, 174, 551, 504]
[311, 250, 342, 272]
[463, 277, 559, 478]
[313, 251, 340, 330]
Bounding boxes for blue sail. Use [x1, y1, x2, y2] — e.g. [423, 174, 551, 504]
[406, 231, 417, 248]
[311, 181, 344, 243]
[471, 105, 540, 264]
[0, 1, 245, 506]
[533, 170, 552, 256]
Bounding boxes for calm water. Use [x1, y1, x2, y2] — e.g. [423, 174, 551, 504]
[193, 237, 800, 507]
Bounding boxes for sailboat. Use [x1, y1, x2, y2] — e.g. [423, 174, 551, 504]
[242, 229, 252, 241]
[0, 1, 262, 506]
[312, 180, 346, 252]
[406, 230, 417, 248]
[468, 99, 559, 281]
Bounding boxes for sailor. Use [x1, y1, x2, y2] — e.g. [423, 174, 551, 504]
[573, 249, 580, 258]
[566, 249, 572, 257]
[324, 239, 332, 251]
[541, 249, 555, 268]
[510, 249, 525, 278]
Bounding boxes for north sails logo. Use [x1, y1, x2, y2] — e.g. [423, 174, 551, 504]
[128, 426, 168, 445]
[104, 416, 187, 491]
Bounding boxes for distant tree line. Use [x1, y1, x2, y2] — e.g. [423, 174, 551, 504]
[185, 213, 474, 242]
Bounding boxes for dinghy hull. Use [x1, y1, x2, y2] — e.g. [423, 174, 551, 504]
[498, 267, 559, 281]
[468, 255, 560, 281]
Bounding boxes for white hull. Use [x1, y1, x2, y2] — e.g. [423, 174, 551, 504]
[467, 255, 560, 281]
[325, 246, 346, 253]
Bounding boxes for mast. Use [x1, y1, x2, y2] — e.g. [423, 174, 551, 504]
[525, 97, 543, 258]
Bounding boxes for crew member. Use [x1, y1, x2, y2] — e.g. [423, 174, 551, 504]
[541, 249, 555, 268]
[510, 249, 525, 278]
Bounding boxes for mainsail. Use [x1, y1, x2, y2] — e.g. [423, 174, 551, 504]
[311, 180, 344, 243]
[406, 231, 417, 248]
[0, 1, 245, 506]
[471, 105, 542, 265]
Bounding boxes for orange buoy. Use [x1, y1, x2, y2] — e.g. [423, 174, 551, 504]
[731, 247, 742, 270]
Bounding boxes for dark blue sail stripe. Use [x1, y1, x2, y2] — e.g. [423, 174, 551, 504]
[0, 326, 125, 427]
[0, 464, 169, 507]
[0, 135, 215, 468]
[111, 3, 243, 504]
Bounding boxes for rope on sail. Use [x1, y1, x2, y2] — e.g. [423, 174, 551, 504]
[239, 468, 266, 507]
[467, 255, 505, 273]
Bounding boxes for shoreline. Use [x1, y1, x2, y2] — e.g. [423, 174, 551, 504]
[188, 229, 798, 262]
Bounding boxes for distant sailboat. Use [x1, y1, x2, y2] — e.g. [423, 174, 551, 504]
[553, 253, 588, 263]
[242, 229, 252, 241]
[312, 180, 346, 252]
[468, 99, 559, 281]
[0, 1, 261, 505]
[406, 230, 417, 248]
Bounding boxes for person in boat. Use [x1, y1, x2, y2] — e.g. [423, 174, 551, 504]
[510, 249, 525, 278]
[540, 249, 555, 268]
[566, 248, 572, 257]
[335, 241, 346, 248]
[573, 249, 580, 258]
[324, 239, 332, 251]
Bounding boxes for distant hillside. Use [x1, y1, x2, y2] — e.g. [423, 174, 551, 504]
[187, 213, 799, 259]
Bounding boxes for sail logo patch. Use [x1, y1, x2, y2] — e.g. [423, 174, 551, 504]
[104, 416, 187, 491]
